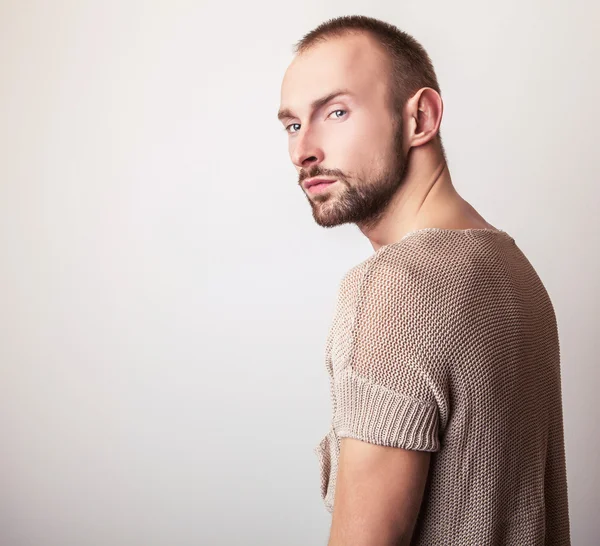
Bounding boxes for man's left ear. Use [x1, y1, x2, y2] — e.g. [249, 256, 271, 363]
[406, 87, 443, 148]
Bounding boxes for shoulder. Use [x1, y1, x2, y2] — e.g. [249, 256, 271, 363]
[364, 229, 515, 285]
[356, 231, 511, 318]
[359, 241, 443, 301]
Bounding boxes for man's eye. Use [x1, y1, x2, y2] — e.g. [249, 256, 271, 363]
[328, 109, 347, 119]
[284, 110, 346, 134]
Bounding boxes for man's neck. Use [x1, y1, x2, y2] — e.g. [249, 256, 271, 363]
[359, 144, 461, 251]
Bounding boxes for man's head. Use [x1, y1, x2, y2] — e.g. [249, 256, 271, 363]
[277, 16, 445, 229]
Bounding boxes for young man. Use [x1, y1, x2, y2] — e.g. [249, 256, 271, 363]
[277, 15, 570, 546]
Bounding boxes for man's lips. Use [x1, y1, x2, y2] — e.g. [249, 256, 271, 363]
[304, 177, 338, 193]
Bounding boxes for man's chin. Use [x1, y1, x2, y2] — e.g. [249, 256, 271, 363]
[310, 202, 354, 228]
[313, 216, 346, 228]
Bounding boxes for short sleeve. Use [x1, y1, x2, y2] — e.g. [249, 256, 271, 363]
[332, 247, 443, 452]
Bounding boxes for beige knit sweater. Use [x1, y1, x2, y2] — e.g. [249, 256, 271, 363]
[314, 228, 570, 545]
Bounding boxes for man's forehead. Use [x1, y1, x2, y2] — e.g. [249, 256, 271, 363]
[280, 34, 388, 108]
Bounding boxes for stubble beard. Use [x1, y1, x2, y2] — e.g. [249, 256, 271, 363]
[307, 127, 408, 230]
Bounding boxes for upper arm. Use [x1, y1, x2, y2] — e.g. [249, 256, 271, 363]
[328, 437, 430, 546]
[327, 249, 446, 545]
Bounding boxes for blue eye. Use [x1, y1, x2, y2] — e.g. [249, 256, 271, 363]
[329, 109, 347, 119]
[284, 109, 347, 135]
[285, 123, 301, 134]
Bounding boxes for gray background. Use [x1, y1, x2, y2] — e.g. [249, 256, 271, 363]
[1, 1, 598, 544]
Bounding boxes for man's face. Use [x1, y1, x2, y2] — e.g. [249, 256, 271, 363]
[278, 33, 408, 228]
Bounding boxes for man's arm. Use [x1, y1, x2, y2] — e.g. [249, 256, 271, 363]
[327, 437, 430, 546]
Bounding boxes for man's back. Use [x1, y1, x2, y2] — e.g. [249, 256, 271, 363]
[315, 227, 570, 544]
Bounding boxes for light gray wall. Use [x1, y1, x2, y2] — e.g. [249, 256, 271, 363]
[1, 2, 598, 545]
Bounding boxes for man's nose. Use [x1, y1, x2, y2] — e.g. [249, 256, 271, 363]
[292, 131, 324, 168]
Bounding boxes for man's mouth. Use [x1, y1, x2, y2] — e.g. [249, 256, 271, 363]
[305, 178, 338, 194]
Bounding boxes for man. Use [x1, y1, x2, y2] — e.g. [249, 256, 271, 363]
[277, 15, 570, 546]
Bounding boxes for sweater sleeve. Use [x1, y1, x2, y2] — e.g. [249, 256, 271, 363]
[332, 247, 444, 452]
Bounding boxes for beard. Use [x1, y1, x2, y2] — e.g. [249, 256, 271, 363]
[300, 124, 408, 230]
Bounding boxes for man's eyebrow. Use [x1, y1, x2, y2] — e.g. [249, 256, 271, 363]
[277, 89, 354, 122]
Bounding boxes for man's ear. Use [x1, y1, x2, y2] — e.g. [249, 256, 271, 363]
[405, 87, 444, 150]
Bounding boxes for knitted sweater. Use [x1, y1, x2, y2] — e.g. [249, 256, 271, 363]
[314, 228, 570, 545]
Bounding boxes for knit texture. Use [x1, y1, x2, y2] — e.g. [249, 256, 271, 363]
[314, 228, 570, 545]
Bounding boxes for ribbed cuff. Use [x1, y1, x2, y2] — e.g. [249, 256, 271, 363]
[332, 367, 440, 452]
